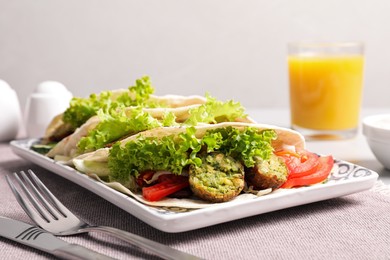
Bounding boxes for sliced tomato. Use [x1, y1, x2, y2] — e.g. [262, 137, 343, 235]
[142, 175, 189, 202]
[280, 155, 334, 189]
[277, 149, 320, 178]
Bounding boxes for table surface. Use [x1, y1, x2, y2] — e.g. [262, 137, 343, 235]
[1, 107, 390, 259]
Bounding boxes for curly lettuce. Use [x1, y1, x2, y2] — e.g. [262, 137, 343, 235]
[63, 91, 113, 129]
[107, 126, 277, 184]
[115, 76, 156, 107]
[184, 94, 247, 126]
[202, 127, 277, 167]
[76, 108, 179, 153]
[63, 76, 155, 129]
[76, 91, 249, 153]
[77, 108, 161, 153]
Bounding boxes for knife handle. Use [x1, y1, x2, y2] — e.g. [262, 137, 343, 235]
[54, 244, 115, 260]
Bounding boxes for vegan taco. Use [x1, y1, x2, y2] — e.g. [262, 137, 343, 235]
[43, 75, 207, 143]
[71, 122, 324, 209]
[46, 93, 254, 160]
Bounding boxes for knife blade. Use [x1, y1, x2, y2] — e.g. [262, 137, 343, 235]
[0, 216, 115, 260]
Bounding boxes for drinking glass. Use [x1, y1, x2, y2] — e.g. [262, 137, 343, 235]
[288, 42, 365, 140]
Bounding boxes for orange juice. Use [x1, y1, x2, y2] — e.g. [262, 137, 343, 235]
[288, 55, 364, 131]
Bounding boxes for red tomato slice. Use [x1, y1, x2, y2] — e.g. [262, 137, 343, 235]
[280, 155, 334, 189]
[277, 150, 320, 178]
[142, 175, 189, 202]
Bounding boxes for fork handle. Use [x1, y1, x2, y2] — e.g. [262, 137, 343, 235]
[83, 226, 201, 260]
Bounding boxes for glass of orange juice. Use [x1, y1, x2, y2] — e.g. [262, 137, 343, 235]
[288, 42, 365, 140]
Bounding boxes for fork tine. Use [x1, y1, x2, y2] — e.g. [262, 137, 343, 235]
[27, 169, 71, 218]
[19, 170, 63, 219]
[5, 174, 51, 224]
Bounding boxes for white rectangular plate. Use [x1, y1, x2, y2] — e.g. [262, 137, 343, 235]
[10, 139, 378, 233]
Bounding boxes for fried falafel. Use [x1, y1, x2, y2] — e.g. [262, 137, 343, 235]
[245, 154, 288, 190]
[189, 152, 245, 203]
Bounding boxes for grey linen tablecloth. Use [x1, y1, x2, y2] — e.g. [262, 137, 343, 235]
[1, 142, 390, 260]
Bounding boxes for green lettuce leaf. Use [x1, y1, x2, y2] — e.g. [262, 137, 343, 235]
[63, 91, 113, 129]
[108, 127, 203, 183]
[107, 126, 277, 184]
[161, 111, 179, 127]
[63, 76, 155, 129]
[115, 76, 156, 107]
[184, 94, 247, 126]
[76, 107, 181, 153]
[77, 108, 164, 153]
[201, 127, 277, 167]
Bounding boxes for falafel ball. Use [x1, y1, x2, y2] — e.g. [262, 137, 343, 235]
[189, 153, 245, 203]
[245, 154, 288, 190]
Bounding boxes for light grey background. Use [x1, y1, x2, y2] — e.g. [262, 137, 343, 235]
[1, 0, 390, 112]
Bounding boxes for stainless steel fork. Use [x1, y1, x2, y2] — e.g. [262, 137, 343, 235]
[6, 170, 201, 260]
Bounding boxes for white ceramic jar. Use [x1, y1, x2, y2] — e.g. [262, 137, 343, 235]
[24, 81, 73, 138]
[0, 80, 22, 142]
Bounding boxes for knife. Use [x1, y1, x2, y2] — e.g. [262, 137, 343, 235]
[0, 216, 115, 260]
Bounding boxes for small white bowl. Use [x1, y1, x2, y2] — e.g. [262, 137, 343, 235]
[363, 114, 390, 169]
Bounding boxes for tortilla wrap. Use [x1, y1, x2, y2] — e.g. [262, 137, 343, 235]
[111, 122, 304, 151]
[46, 99, 255, 159]
[46, 116, 101, 159]
[44, 92, 209, 142]
[45, 92, 207, 157]
[72, 122, 305, 209]
[46, 104, 198, 159]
